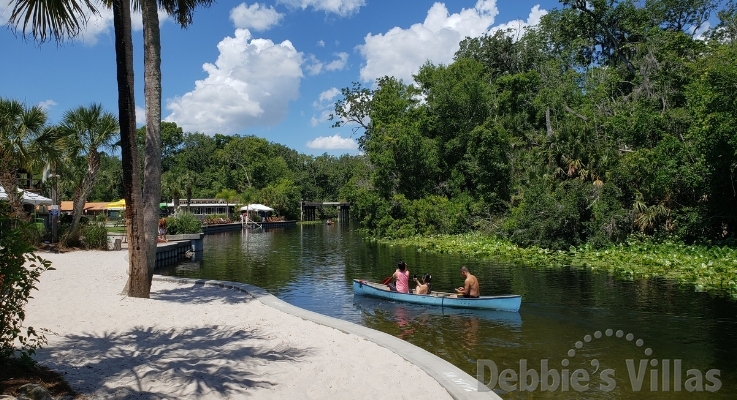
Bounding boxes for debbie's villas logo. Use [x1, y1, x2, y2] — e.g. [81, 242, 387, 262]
[477, 328, 721, 393]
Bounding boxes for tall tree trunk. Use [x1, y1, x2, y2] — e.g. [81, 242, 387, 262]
[70, 150, 100, 236]
[113, 0, 148, 298]
[142, 0, 162, 287]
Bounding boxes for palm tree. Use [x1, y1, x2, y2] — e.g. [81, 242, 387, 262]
[7, 0, 212, 298]
[59, 104, 119, 241]
[215, 188, 239, 220]
[0, 98, 64, 219]
[8, 0, 147, 296]
[161, 170, 183, 210]
[140, 0, 214, 293]
[180, 170, 197, 212]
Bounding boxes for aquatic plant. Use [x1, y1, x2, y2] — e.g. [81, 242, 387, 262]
[383, 233, 737, 299]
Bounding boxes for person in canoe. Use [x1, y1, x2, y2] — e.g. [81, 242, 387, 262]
[456, 266, 480, 298]
[387, 261, 410, 293]
[413, 273, 432, 295]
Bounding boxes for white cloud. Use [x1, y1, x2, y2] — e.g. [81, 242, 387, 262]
[305, 54, 323, 75]
[318, 87, 340, 103]
[37, 99, 57, 111]
[356, 2, 550, 84]
[325, 52, 348, 71]
[691, 21, 711, 41]
[78, 6, 171, 46]
[317, 40, 325, 47]
[357, 0, 502, 84]
[490, 5, 547, 39]
[308, 109, 333, 126]
[306, 134, 358, 150]
[165, 28, 304, 135]
[230, 2, 284, 31]
[309, 87, 340, 126]
[0, 0, 12, 26]
[277, 0, 365, 16]
[77, 6, 114, 45]
[304, 52, 348, 75]
[135, 105, 146, 126]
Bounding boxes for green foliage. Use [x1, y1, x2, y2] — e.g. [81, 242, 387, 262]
[259, 179, 301, 219]
[586, 182, 633, 247]
[360, 194, 472, 239]
[166, 212, 202, 235]
[505, 179, 592, 250]
[0, 204, 52, 362]
[80, 221, 108, 250]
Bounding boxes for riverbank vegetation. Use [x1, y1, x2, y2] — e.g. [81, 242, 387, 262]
[380, 233, 737, 298]
[332, 0, 737, 296]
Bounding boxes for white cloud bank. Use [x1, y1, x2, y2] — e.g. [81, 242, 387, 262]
[306, 134, 358, 150]
[230, 2, 284, 31]
[165, 28, 303, 135]
[357, 0, 547, 84]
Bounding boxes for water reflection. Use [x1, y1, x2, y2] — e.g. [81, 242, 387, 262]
[157, 226, 737, 399]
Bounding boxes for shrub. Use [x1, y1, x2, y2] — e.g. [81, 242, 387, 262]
[81, 221, 109, 250]
[0, 204, 52, 363]
[585, 182, 633, 248]
[372, 194, 472, 239]
[506, 179, 592, 250]
[166, 212, 202, 235]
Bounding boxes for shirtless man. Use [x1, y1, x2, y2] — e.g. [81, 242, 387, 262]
[456, 266, 480, 298]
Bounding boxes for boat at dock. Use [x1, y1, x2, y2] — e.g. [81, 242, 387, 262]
[352, 279, 521, 312]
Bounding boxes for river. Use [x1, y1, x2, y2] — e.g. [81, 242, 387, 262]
[157, 223, 736, 399]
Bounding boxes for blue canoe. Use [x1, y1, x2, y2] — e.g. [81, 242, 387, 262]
[352, 279, 521, 312]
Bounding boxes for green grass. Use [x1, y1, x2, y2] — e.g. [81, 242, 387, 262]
[377, 233, 737, 299]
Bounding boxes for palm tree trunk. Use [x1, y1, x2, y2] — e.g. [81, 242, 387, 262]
[142, 0, 162, 286]
[113, 0, 148, 298]
[70, 150, 100, 237]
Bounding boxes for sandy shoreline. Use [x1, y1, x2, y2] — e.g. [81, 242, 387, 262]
[23, 250, 454, 399]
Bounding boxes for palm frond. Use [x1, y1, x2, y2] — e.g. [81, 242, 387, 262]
[9, 0, 99, 43]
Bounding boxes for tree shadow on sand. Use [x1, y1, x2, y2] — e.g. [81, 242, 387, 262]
[151, 284, 254, 305]
[39, 325, 311, 399]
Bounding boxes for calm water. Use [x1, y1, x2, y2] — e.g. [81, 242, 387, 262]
[157, 223, 736, 399]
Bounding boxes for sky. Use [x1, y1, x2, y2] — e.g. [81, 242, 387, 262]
[1, 0, 559, 156]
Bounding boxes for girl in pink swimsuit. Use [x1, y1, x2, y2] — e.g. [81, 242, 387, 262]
[390, 261, 410, 293]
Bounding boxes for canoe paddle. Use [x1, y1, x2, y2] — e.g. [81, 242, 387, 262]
[381, 276, 392, 285]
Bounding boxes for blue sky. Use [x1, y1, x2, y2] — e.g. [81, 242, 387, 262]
[1, 0, 559, 156]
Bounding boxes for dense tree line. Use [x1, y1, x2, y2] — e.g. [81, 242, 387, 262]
[332, 0, 737, 249]
[8, 0, 736, 252]
[83, 123, 365, 221]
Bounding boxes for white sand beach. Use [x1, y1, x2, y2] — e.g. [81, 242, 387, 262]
[23, 250, 454, 400]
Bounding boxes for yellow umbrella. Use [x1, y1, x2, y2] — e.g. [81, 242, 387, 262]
[106, 199, 126, 209]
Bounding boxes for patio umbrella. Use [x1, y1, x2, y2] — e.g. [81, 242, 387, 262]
[0, 185, 53, 205]
[239, 203, 274, 212]
[107, 199, 126, 209]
